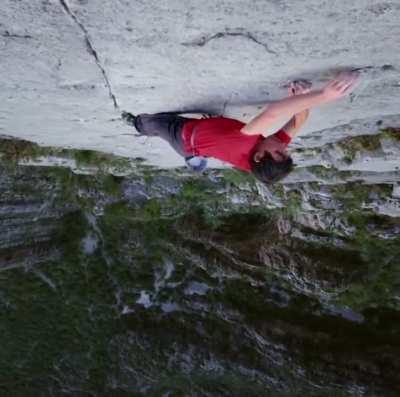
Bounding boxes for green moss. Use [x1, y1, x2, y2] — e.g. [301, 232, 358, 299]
[222, 279, 266, 320]
[100, 174, 123, 196]
[179, 179, 213, 201]
[337, 134, 382, 163]
[0, 138, 45, 162]
[381, 127, 400, 141]
[72, 149, 132, 174]
[0, 138, 86, 168]
[306, 165, 361, 181]
[0, 137, 136, 176]
[2, 136, 400, 395]
[222, 169, 255, 187]
[269, 183, 286, 198]
[342, 154, 353, 164]
[334, 214, 400, 309]
[285, 189, 303, 213]
[73, 149, 109, 168]
[55, 210, 88, 259]
[293, 147, 323, 158]
[102, 200, 131, 219]
[336, 257, 400, 310]
[137, 164, 159, 185]
[0, 232, 118, 395]
[331, 183, 370, 208]
[308, 165, 337, 179]
[331, 183, 392, 209]
[142, 199, 162, 219]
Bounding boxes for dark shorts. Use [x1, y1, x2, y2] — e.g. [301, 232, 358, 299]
[135, 113, 192, 157]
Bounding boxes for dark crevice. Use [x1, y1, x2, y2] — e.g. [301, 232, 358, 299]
[2, 31, 33, 39]
[58, 0, 119, 110]
[182, 31, 277, 55]
[221, 100, 228, 116]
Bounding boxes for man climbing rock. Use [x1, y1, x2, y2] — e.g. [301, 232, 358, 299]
[122, 71, 359, 184]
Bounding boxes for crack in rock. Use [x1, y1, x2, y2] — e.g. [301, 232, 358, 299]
[2, 31, 33, 39]
[221, 100, 228, 116]
[58, 0, 119, 110]
[182, 31, 277, 55]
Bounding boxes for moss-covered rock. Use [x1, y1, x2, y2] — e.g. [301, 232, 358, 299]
[1, 135, 400, 396]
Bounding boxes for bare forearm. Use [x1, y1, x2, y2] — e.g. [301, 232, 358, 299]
[266, 90, 325, 118]
[243, 90, 325, 134]
[281, 109, 310, 139]
[241, 71, 359, 136]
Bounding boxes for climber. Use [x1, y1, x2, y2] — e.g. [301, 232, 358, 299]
[122, 71, 359, 184]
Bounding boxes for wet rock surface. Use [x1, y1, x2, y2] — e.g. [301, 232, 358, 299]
[0, 136, 399, 395]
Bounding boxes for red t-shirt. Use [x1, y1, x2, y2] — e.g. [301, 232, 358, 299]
[182, 117, 291, 172]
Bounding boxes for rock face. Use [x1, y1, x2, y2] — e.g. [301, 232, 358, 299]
[1, 1, 400, 394]
[1, 0, 400, 166]
[1, 136, 399, 396]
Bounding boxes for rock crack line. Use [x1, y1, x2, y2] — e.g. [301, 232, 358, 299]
[182, 31, 277, 55]
[58, 0, 119, 110]
[2, 31, 33, 39]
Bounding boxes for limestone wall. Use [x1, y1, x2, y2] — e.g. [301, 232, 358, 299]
[1, 0, 400, 167]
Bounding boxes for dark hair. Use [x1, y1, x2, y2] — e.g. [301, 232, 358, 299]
[250, 154, 294, 184]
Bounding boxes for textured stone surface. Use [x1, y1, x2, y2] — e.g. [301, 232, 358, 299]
[1, 0, 400, 167]
[1, 146, 400, 395]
